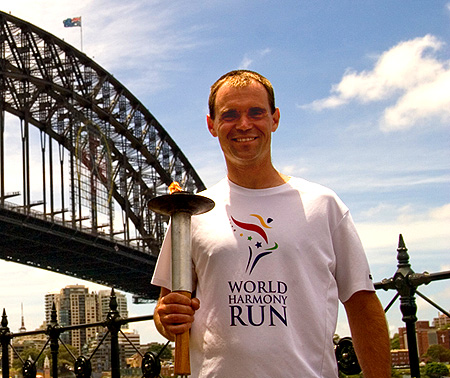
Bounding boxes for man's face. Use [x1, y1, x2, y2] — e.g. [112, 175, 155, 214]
[207, 81, 280, 170]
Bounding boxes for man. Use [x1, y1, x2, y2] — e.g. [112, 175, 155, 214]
[152, 70, 391, 377]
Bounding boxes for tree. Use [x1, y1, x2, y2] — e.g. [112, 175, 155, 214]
[391, 333, 400, 350]
[424, 344, 450, 363]
[45, 343, 78, 373]
[424, 362, 449, 378]
[12, 347, 44, 370]
[146, 342, 173, 361]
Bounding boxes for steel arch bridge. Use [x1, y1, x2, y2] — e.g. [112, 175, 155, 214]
[0, 11, 206, 300]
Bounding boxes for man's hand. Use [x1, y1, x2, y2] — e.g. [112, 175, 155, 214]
[154, 288, 200, 341]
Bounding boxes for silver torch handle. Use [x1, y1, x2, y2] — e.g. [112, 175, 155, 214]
[171, 211, 192, 376]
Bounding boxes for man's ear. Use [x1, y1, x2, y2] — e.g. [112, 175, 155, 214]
[271, 108, 280, 132]
[207, 115, 218, 137]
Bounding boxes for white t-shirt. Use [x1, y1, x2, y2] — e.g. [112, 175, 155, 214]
[152, 177, 374, 377]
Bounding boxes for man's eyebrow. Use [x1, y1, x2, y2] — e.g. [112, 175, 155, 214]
[248, 107, 266, 112]
[220, 109, 239, 116]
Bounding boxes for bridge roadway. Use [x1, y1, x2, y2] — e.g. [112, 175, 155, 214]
[0, 205, 160, 301]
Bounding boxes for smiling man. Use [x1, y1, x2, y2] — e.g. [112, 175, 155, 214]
[152, 70, 391, 377]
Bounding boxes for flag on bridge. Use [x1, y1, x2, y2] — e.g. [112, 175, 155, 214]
[63, 17, 82, 27]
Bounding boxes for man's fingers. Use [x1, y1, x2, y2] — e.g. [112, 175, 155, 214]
[161, 292, 193, 305]
[159, 311, 195, 334]
[156, 291, 200, 335]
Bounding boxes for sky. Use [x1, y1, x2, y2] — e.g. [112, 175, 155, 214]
[0, 0, 449, 346]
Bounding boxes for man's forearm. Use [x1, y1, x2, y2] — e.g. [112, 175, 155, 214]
[345, 291, 391, 378]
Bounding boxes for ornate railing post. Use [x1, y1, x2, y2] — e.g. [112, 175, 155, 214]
[106, 289, 121, 378]
[47, 302, 61, 378]
[375, 236, 450, 378]
[377, 235, 421, 377]
[0, 309, 11, 378]
[395, 236, 420, 378]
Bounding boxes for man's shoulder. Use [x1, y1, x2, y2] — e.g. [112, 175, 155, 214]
[198, 177, 229, 197]
[198, 176, 340, 202]
[287, 176, 337, 196]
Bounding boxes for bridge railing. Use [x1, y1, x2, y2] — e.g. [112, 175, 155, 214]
[0, 289, 166, 378]
[0, 198, 147, 252]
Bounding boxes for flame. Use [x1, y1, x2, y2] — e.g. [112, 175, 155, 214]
[169, 181, 183, 194]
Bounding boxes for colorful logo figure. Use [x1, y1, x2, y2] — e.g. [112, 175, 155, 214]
[231, 214, 279, 275]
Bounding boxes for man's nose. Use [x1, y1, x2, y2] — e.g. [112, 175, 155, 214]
[235, 115, 252, 130]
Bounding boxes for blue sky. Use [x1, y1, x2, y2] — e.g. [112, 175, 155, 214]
[1, 0, 449, 344]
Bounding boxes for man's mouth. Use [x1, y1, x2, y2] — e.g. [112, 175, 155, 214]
[233, 137, 257, 142]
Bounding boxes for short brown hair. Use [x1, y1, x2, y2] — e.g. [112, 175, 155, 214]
[208, 70, 276, 120]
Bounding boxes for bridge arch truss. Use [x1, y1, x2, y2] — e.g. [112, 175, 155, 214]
[0, 11, 205, 294]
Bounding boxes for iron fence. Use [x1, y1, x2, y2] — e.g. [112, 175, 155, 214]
[1, 235, 449, 378]
[0, 289, 167, 378]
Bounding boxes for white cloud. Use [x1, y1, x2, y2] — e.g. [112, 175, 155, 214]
[356, 203, 450, 259]
[240, 56, 253, 70]
[429, 203, 450, 220]
[381, 70, 450, 131]
[5, 1, 205, 95]
[303, 35, 450, 131]
[239, 48, 271, 70]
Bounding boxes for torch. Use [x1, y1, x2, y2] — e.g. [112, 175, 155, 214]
[148, 183, 214, 376]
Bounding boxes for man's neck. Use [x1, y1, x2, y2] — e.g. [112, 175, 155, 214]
[226, 162, 289, 189]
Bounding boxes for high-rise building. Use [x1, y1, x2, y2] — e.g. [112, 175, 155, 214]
[44, 285, 129, 354]
[58, 285, 94, 351]
[433, 312, 450, 329]
[44, 290, 60, 324]
[98, 289, 129, 322]
[119, 328, 141, 359]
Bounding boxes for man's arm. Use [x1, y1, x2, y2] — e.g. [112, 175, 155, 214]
[153, 287, 200, 341]
[344, 290, 391, 378]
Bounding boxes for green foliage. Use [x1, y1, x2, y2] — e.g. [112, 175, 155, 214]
[12, 346, 44, 370]
[146, 342, 173, 361]
[391, 367, 403, 378]
[424, 362, 449, 378]
[52, 344, 78, 372]
[424, 344, 450, 363]
[12, 343, 78, 373]
[390, 333, 400, 350]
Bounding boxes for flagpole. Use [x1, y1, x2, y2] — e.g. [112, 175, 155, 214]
[80, 17, 83, 52]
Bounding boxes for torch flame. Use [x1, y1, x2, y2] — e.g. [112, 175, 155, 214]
[169, 181, 183, 194]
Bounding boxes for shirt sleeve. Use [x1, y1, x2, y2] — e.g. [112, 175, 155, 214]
[333, 211, 375, 303]
[151, 226, 173, 290]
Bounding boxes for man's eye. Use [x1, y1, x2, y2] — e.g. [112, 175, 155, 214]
[248, 109, 266, 119]
[221, 111, 239, 121]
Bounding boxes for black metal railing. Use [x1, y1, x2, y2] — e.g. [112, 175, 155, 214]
[0, 289, 168, 378]
[375, 234, 450, 378]
[1, 236, 449, 378]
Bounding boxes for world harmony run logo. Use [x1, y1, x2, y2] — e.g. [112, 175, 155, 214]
[230, 213, 279, 274]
